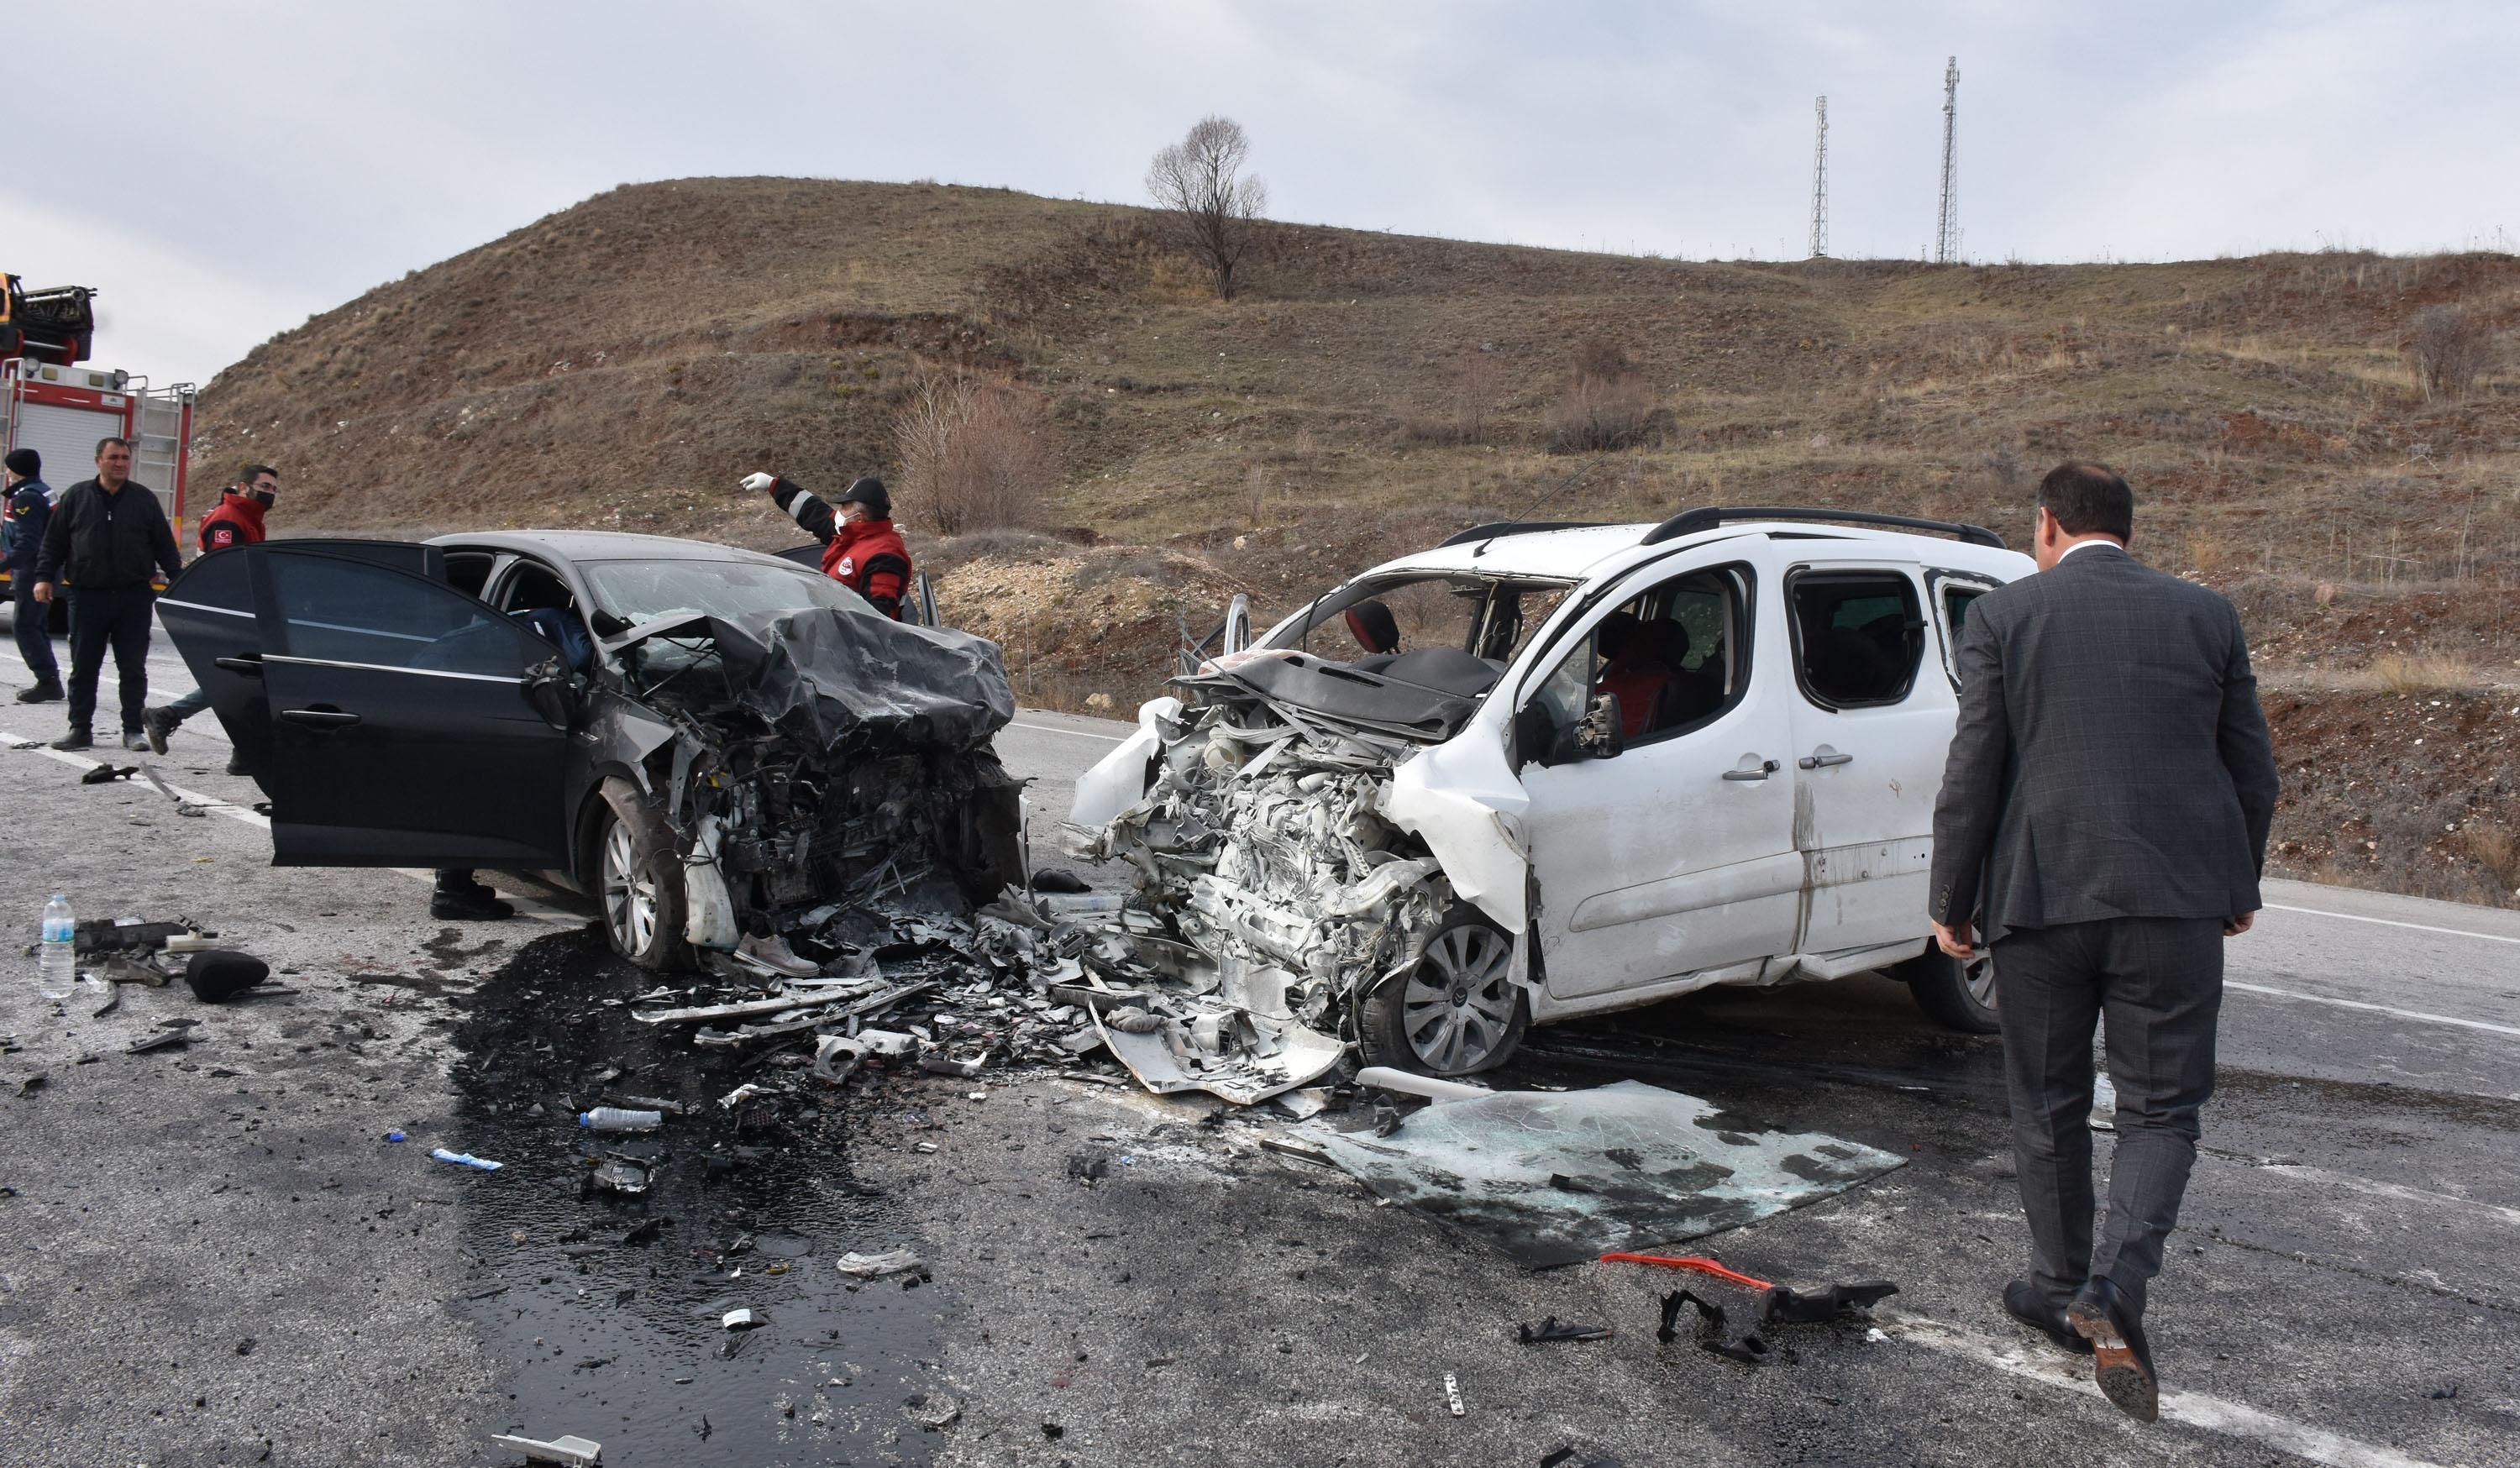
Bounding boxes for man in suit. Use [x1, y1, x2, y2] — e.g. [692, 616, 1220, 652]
[1928, 462, 2279, 1423]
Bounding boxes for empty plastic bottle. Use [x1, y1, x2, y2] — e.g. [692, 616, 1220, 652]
[578, 1106, 663, 1133]
[38, 895, 75, 1000]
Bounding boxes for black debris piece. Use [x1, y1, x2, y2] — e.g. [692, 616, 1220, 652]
[1758, 1279, 1900, 1324]
[79, 763, 139, 784]
[1658, 1289, 1767, 1366]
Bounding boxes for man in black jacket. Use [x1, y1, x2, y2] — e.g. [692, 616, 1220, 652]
[1928, 462, 2279, 1423]
[4, 448, 62, 700]
[31, 437, 182, 750]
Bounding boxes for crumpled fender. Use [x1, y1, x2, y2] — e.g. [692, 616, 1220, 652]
[1068, 696, 1181, 832]
[1381, 732, 1530, 932]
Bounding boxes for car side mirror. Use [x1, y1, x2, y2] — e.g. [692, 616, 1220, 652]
[1572, 693, 1624, 761]
[523, 660, 575, 729]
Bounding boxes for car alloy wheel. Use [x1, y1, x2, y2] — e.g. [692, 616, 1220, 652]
[1397, 920, 1521, 1072]
[601, 817, 658, 958]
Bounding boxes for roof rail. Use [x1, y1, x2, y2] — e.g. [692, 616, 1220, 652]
[1640, 506, 2006, 549]
[1433, 520, 1606, 549]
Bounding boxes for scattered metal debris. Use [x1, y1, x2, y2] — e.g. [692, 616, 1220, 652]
[1659, 1288, 1767, 1366]
[488, 1430, 602, 1466]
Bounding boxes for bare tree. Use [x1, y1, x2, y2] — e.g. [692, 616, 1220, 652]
[2411, 305, 2493, 402]
[1146, 116, 1268, 301]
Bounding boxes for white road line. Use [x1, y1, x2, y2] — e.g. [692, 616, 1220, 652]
[4, 727, 571, 927]
[1007, 720, 1127, 742]
[1889, 1314, 2456, 1468]
[2226, 979, 2520, 1039]
[2246, 1161, 2520, 1229]
[2265, 901, 2519, 946]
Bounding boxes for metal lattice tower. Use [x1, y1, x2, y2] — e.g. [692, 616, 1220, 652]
[1935, 56, 1961, 264]
[1809, 96, 1829, 259]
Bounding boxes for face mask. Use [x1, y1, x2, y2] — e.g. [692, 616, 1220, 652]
[250, 490, 276, 509]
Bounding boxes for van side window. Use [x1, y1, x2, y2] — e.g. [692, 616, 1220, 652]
[1939, 584, 1987, 682]
[1516, 564, 1753, 764]
[1790, 571, 1925, 709]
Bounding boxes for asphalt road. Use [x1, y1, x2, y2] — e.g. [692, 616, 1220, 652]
[0, 628, 2514, 1468]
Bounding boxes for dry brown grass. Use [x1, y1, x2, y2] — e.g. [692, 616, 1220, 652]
[2367, 652, 2487, 693]
[2460, 823, 2520, 894]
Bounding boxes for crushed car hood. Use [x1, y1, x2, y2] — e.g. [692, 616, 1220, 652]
[610, 605, 1014, 752]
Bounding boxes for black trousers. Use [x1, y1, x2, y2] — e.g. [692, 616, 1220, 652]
[11, 579, 58, 687]
[66, 585, 157, 735]
[1992, 915, 2224, 1320]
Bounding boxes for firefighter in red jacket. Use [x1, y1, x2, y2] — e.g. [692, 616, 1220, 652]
[744, 471, 913, 618]
[195, 464, 277, 551]
[141, 464, 278, 762]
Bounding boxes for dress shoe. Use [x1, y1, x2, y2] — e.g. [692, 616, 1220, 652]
[121, 731, 151, 752]
[2066, 1278, 2159, 1423]
[225, 751, 249, 777]
[2003, 1280, 2092, 1355]
[430, 874, 515, 921]
[141, 705, 178, 753]
[15, 681, 62, 703]
[50, 727, 92, 751]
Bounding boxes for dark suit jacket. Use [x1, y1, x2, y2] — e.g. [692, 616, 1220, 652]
[1929, 543, 2280, 942]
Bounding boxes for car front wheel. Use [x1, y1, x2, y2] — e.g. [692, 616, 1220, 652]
[593, 779, 693, 973]
[1361, 909, 1529, 1076]
[1897, 944, 1999, 1033]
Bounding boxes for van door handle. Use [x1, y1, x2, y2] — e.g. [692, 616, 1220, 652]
[213, 655, 264, 677]
[279, 707, 361, 729]
[1798, 752, 1854, 769]
[1722, 760, 1781, 782]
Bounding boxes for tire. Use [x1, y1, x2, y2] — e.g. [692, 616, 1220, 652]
[1898, 944, 1999, 1033]
[592, 779, 693, 973]
[1360, 909, 1529, 1076]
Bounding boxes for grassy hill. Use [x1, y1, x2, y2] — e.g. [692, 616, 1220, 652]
[192, 178, 2520, 904]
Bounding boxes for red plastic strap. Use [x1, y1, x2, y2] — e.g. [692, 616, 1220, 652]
[1597, 1252, 1776, 1292]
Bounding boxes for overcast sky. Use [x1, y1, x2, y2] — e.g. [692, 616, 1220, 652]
[10, 1, 2514, 385]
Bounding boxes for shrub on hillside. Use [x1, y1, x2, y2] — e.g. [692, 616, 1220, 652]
[1547, 339, 1658, 452]
[891, 373, 1062, 535]
[1403, 353, 1508, 445]
[2411, 305, 2492, 401]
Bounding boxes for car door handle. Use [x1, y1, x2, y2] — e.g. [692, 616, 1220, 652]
[278, 708, 361, 729]
[1798, 752, 1854, 769]
[213, 656, 264, 677]
[1722, 760, 1782, 782]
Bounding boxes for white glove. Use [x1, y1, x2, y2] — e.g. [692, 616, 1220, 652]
[741, 472, 777, 494]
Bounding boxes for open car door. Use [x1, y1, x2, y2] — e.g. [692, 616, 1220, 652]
[159, 540, 448, 779]
[229, 542, 574, 868]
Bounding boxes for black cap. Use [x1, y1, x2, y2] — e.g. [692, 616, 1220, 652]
[4, 448, 38, 478]
[835, 475, 890, 519]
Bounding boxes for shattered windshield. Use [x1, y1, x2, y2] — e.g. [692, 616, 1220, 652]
[1271, 573, 1574, 668]
[582, 558, 871, 626]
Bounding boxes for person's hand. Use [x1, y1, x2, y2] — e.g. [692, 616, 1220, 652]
[2224, 910, 2256, 937]
[29, 581, 50, 604]
[741, 472, 776, 494]
[1931, 917, 1976, 961]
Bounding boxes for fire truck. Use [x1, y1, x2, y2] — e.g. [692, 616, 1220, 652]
[2, 274, 197, 611]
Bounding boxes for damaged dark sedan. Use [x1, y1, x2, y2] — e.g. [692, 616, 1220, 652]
[156, 532, 1024, 970]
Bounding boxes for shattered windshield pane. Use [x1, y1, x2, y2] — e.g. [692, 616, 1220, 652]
[1278, 574, 1572, 666]
[583, 558, 872, 625]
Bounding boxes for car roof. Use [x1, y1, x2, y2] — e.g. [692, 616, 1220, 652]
[423, 529, 804, 569]
[1370, 520, 2030, 583]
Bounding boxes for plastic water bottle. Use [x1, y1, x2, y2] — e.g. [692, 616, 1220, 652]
[38, 895, 76, 1000]
[579, 1106, 663, 1133]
